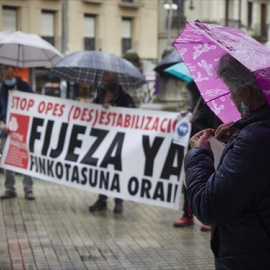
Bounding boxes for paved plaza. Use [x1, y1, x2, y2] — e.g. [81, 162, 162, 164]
[0, 174, 215, 270]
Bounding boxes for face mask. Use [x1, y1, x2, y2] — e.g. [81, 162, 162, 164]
[240, 102, 251, 118]
[4, 77, 16, 87]
[105, 83, 118, 93]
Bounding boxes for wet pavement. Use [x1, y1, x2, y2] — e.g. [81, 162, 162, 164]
[0, 174, 215, 270]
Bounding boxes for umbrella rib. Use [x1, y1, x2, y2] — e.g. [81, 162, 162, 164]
[42, 48, 54, 66]
[205, 92, 231, 103]
[16, 44, 21, 74]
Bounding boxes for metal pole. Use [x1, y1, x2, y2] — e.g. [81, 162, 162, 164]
[177, 0, 183, 34]
[238, 0, 241, 28]
[225, 0, 229, 27]
[61, 0, 66, 55]
[168, 7, 172, 46]
[61, 0, 67, 98]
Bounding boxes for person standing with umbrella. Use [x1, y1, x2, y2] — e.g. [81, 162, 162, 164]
[173, 81, 222, 231]
[0, 65, 35, 200]
[185, 53, 270, 269]
[89, 72, 135, 214]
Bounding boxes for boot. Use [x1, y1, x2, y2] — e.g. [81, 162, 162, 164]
[25, 190, 35, 200]
[113, 201, 123, 214]
[89, 198, 107, 212]
[0, 190, 17, 200]
[174, 217, 194, 227]
[200, 224, 211, 231]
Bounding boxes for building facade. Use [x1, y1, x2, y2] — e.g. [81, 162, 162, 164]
[158, 0, 270, 61]
[0, 0, 158, 58]
[1, 0, 270, 108]
[0, 0, 158, 99]
[156, 0, 270, 108]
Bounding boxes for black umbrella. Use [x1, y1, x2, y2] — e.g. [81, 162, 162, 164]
[50, 50, 146, 89]
[154, 50, 182, 75]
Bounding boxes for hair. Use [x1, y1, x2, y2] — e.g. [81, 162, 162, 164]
[102, 72, 118, 84]
[217, 53, 265, 103]
[0, 65, 13, 77]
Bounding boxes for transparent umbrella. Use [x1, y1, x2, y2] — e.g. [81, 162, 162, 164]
[0, 31, 62, 68]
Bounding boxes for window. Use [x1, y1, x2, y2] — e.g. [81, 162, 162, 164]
[84, 15, 95, 50]
[122, 18, 132, 54]
[247, 1, 253, 29]
[41, 11, 55, 45]
[3, 7, 17, 31]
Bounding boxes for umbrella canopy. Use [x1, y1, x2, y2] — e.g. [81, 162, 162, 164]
[0, 31, 62, 68]
[164, 62, 193, 82]
[173, 20, 270, 123]
[153, 49, 182, 74]
[50, 50, 146, 89]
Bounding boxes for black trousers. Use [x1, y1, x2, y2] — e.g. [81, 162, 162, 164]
[182, 186, 193, 218]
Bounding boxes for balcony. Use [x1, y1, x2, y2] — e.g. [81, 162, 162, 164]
[220, 19, 241, 29]
[83, 0, 103, 3]
[118, 0, 144, 9]
[252, 23, 269, 42]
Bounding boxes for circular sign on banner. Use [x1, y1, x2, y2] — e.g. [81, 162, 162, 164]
[173, 113, 192, 147]
[177, 122, 189, 137]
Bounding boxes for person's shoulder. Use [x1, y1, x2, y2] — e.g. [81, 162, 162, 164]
[17, 77, 34, 92]
[123, 93, 135, 107]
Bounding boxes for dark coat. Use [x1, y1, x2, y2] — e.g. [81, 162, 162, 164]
[184, 104, 270, 270]
[94, 87, 135, 108]
[191, 101, 222, 136]
[0, 77, 34, 137]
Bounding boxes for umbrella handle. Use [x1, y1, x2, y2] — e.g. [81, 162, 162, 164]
[15, 44, 21, 89]
[192, 96, 202, 116]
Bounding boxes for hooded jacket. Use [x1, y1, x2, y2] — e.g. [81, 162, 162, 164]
[184, 104, 270, 270]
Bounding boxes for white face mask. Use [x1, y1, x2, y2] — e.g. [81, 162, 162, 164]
[239, 102, 251, 118]
[4, 77, 16, 86]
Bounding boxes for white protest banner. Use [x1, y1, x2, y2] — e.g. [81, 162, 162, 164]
[1, 91, 184, 210]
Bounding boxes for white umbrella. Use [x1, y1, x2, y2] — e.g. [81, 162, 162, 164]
[0, 31, 62, 68]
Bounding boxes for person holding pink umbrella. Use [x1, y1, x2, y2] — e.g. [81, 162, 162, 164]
[184, 53, 270, 269]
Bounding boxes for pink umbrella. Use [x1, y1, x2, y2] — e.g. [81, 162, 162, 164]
[173, 20, 270, 123]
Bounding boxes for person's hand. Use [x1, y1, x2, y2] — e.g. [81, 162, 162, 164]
[215, 121, 236, 142]
[189, 128, 215, 148]
[180, 110, 188, 117]
[102, 102, 111, 109]
[0, 121, 9, 134]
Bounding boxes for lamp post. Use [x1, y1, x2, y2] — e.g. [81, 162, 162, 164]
[163, 0, 178, 47]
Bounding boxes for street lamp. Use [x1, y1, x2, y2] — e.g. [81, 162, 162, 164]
[163, 0, 178, 47]
[189, 0, 195, 10]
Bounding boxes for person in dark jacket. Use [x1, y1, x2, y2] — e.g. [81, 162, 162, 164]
[0, 66, 35, 200]
[185, 53, 270, 269]
[89, 72, 135, 214]
[174, 81, 222, 231]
